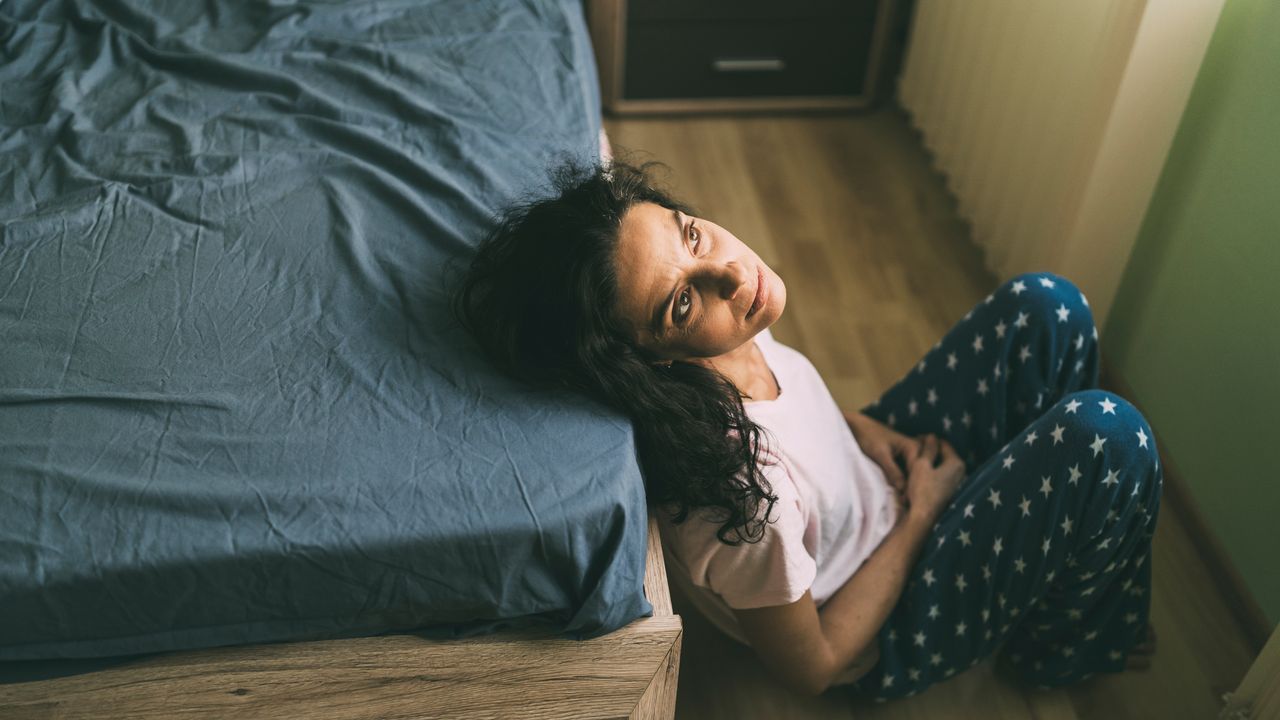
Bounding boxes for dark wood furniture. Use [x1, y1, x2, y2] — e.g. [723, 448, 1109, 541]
[587, 0, 901, 114]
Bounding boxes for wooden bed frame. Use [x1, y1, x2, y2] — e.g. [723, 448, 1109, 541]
[0, 514, 682, 719]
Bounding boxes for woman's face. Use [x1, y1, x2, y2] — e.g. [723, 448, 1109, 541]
[613, 201, 786, 361]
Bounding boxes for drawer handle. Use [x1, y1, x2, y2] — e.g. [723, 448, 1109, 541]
[711, 58, 785, 73]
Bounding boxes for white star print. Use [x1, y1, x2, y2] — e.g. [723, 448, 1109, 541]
[958, 530, 972, 547]
[929, 604, 941, 620]
[908, 668, 921, 681]
[1068, 464, 1083, 484]
[985, 293, 995, 304]
[1042, 538, 1051, 555]
[961, 411, 972, 427]
[977, 378, 989, 396]
[1109, 650, 1123, 661]
[1018, 345, 1031, 363]
[1064, 399, 1082, 414]
[993, 363, 1002, 379]
[963, 502, 975, 518]
[947, 352, 958, 370]
[972, 334, 984, 353]
[1023, 431, 1039, 446]
[988, 489, 1002, 509]
[1081, 586, 1096, 597]
[930, 652, 943, 666]
[956, 574, 968, 592]
[1080, 291, 1090, 307]
[1097, 537, 1112, 551]
[1011, 280, 1027, 295]
[883, 674, 895, 688]
[927, 388, 939, 406]
[888, 412, 896, 426]
[995, 319, 1008, 339]
[1014, 311, 1030, 329]
[1055, 303, 1070, 322]
[955, 621, 967, 636]
[1001, 454, 1014, 470]
[937, 535, 946, 549]
[990, 422, 998, 439]
[993, 537, 1004, 556]
[909, 399, 919, 416]
[1093, 326, 1098, 340]
[1085, 631, 1098, 641]
[1039, 277, 1056, 288]
[914, 631, 926, 647]
[1099, 397, 1117, 414]
[1137, 428, 1149, 448]
[981, 564, 992, 580]
[917, 359, 927, 373]
[1039, 476, 1053, 498]
[1061, 517, 1073, 535]
[1102, 468, 1120, 486]
[1014, 557, 1027, 573]
[1019, 496, 1032, 517]
[922, 569, 936, 586]
[1074, 333, 1085, 350]
[1075, 358, 1085, 374]
[1124, 612, 1138, 624]
[1090, 434, 1107, 457]
[1051, 424, 1065, 444]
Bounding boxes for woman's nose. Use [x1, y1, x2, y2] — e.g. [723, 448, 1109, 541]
[716, 262, 751, 301]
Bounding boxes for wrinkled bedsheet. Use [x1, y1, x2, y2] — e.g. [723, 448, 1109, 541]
[0, 0, 651, 662]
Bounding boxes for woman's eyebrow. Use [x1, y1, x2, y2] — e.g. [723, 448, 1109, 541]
[648, 209, 685, 336]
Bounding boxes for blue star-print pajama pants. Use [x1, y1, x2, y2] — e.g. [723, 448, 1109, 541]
[847, 271, 1163, 701]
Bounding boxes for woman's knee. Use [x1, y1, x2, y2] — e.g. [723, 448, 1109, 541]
[1002, 272, 1096, 333]
[1052, 389, 1160, 483]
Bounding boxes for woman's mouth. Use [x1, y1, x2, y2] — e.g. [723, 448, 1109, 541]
[747, 266, 768, 319]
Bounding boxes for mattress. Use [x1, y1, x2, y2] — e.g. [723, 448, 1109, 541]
[0, 0, 652, 663]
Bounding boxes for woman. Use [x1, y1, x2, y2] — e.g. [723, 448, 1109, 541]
[453, 159, 1161, 701]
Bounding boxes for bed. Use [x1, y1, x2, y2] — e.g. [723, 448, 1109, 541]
[0, 0, 679, 716]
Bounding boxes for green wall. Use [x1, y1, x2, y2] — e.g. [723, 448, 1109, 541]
[1105, 0, 1280, 627]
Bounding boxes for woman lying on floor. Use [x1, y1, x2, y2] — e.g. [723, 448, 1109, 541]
[453, 159, 1160, 701]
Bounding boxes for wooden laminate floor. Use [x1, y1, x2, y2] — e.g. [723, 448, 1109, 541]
[603, 103, 1257, 720]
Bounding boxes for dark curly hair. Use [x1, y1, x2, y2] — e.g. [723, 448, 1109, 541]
[452, 157, 778, 545]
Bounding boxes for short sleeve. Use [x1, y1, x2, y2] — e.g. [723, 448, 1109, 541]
[662, 458, 817, 610]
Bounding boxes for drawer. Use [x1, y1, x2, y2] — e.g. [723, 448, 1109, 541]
[628, 0, 869, 22]
[623, 14, 879, 100]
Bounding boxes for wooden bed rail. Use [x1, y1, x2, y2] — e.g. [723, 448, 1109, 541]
[0, 514, 682, 720]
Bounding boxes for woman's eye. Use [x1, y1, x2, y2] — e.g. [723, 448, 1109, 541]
[689, 224, 701, 251]
[675, 288, 692, 322]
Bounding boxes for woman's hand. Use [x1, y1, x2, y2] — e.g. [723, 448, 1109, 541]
[905, 434, 966, 524]
[842, 410, 921, 499]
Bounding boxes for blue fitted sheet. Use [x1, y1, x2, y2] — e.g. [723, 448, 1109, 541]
[0, 0, 651, 663]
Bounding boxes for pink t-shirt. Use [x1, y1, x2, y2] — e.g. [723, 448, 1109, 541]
[656, 327, 900, 647]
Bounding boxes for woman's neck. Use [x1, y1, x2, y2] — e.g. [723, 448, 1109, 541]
[690, 340, 779, 402]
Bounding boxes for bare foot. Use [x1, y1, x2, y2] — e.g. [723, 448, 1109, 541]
[1125, 623, 1157, 670]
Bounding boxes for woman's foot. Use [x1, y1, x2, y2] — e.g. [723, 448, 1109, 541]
[1124, 623, 1157, 670]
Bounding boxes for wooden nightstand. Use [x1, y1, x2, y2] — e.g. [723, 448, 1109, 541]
[587, 0, 900, 114]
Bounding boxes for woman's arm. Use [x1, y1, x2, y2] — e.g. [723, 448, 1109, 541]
[733, 508, 936, 696]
